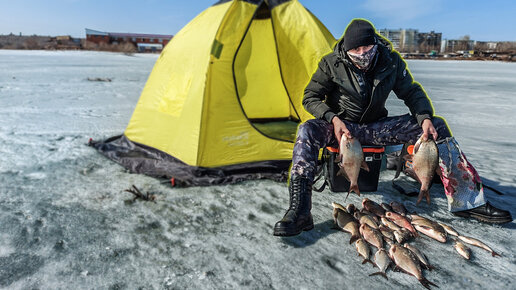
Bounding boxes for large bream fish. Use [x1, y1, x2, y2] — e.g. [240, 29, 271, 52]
[389, 244, 438, 289]
[335, 137, 369, 200]
[332, 202, 360, 244]
[407, 136, 439, 205]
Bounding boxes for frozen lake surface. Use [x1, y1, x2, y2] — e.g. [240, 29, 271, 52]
[1, 50, 515, 289]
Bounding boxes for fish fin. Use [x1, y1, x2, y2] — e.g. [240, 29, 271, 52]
[412, 173, 423, 185]
[492, 251, 501, 257]
[336, 168, 350, 181]
[384, 237, 393, 245]
[362, 259, 374, 266]
[416, 225, 432, 230]
[414, 138, 422, 154]
[435, 167, 442, 177]
[349, 234, 360, 245]
[419, 277, 438, 289]
[379, 225, 392, 232]
[369, 272, 388, 280]
[426, 264, 436, 271]
[350, 184, 361, 197]
[403, 154, 413, 161]
[361, 160, 370, 172]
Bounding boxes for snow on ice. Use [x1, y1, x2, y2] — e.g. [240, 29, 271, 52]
[0, 50, 515, 289]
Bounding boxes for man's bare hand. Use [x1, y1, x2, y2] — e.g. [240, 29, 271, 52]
[332, 116, 352, 143]
[421, 119, 438, 141]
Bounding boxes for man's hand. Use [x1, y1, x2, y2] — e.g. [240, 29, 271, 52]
[421, 118, 438, 141]
[332, 116, 352, 143]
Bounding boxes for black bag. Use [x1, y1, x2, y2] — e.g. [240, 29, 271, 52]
[313, 146, 384, 193]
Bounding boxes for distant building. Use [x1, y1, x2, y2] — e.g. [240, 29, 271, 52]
[378, 29, 402, 50]
[378, 28, 419, 52]
[56, 35, 72, 41]
[440, 39, 475, 53]
[53, 35, 81, 49]
[85, 28, 173, 52]
[402, 29, 418, 52]
[417, 31, 442, 53]
[474, 41, 498, 51]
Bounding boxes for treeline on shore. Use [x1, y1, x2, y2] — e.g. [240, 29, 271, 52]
[403, 53, 516, 62]
[1, 34, 515, 61]
[0, 34, 138, 53]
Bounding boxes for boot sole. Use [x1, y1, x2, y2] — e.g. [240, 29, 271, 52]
[273, 223, 314, 237]
[453, 211, 513, 224]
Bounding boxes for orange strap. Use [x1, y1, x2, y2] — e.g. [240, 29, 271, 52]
[326, 146, 385, 153]
[363, 147, 385, 153]
[407, 145, 415, 155]
[326, 146, 339, 153]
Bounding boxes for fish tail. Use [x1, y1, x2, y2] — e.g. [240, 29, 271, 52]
[349, 234, 360, 244]
[417, 189, 430, 205]
[361, 258, 373, 265]
[350, 184, 360, 197]
[419, 277, 439, 289]
[344, 191, 350, 202]
[369, 272, 388, 280]
[410, 226, 420, 238]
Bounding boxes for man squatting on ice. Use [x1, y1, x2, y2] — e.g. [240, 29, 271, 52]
[273, 19, 513, 237]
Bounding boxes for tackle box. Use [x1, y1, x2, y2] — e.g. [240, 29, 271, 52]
[321, 145, 385, 192]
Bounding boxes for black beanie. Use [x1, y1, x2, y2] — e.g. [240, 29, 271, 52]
[343, 19, 377, 51]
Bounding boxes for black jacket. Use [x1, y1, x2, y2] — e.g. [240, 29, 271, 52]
[303, 37, 433, 126]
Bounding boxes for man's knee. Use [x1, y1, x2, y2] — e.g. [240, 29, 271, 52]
[433, 116, 452, 138]
[297, 119, 331, 140]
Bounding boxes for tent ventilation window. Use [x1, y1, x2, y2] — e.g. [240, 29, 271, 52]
[255, 2, 271, 19]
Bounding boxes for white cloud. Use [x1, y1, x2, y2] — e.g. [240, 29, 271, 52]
[362, 0, 443, 23]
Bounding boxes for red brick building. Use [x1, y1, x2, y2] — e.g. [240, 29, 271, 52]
[85, 28, 173, 52]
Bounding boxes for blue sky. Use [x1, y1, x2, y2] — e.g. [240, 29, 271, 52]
[1, 0, 515, 41]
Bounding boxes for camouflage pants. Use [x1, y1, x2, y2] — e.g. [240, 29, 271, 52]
[290, 114, 485, 211]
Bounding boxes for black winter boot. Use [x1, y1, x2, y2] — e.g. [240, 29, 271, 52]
[453, 202, 513, 224]
[273, 176, 314, 236]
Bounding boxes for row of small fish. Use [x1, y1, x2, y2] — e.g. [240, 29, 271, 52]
[406, 213, 500, 258]
[332, 198, 501, 289]
[337, 136, 499, 259]
[332, 201, 438, 289]
[356, 197, 500, 259]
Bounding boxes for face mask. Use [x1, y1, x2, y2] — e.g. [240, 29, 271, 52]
[347, 45, 378, 70]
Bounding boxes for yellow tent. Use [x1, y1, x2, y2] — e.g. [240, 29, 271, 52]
[92, 0, 336, 186]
